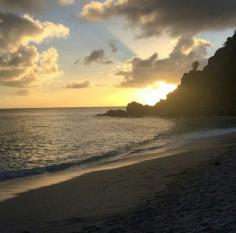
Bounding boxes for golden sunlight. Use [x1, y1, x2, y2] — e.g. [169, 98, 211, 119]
[135, 82, 177, 106]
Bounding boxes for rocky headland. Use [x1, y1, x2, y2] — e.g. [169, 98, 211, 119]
[103, 32, 236, 117]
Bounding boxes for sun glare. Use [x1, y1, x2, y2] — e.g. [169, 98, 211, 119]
[136, 82, 177, 106]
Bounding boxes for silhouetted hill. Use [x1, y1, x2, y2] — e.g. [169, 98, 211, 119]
[156, 31, 236, 116]
[103, 31, 236, 117]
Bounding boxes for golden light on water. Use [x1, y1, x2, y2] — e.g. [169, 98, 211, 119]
[135, 82, 177, 106]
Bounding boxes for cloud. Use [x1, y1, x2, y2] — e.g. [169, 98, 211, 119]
[0, 46, 38, 82]
[0, 13, 69, 53]
[0, 46, 63, 88]
[39, 48, 63, 78]
[0, 12, 69, 88]
[81, 0, 236, 37]
[15, 89, 30, 96]
[116, 36, 210, 87]
[0, 0, 49, 13]
[58, 0, 75, 6]
[66, 80, 91, 89]
[74, 58, 81, 65]
[0, 75, 35, 88]
[109, 40, 118, 53]
[82, 49, 113, 65]
[0, 0, 74, 14]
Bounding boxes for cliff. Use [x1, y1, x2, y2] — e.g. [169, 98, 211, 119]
[104, 31, 236, 117]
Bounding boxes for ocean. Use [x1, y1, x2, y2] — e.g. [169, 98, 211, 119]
[0, 107, 236, 182]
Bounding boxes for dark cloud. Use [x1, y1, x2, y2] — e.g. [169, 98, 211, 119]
[0, 76, 35, 88]
[109, 40, 118, 53]
[82, 49, 113, 65]
[81, 0, 236, 37]
[0, 46, 38, 70]
[74, 58, 81, 65]
[102, 60, 113, 65]
[116, 36, 210, 87]
[0, 0, 48, 13]
[0, 0, 73, 14]
[66, 80, 91, 89]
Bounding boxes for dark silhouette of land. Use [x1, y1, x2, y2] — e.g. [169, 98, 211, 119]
[102, 31, 236, 117]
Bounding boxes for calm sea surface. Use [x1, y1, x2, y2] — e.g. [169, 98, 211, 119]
[0, 107, 236, 181]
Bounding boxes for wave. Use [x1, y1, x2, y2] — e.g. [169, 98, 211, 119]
[0, 149, 126, 181]
[177, 127, 236, 142]
[1, 126, 236, 182]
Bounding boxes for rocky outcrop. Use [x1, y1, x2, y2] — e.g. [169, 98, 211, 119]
[102, 31, 236, 117]
[126, 102, 154, 117]
[155, 31, 236, 117]
[99, 109, 128, 117]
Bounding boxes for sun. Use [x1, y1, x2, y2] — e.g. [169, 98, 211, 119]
[135, 82, 177, 106]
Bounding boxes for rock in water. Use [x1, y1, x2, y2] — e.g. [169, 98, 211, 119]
[97, 109, 127, 117]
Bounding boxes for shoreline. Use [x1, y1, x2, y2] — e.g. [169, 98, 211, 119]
[0, 133, 235, 232]
[0, 130, 235, 203]
[0, 143, 188, 202]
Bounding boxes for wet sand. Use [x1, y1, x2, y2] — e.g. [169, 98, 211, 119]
[0, 134, 235, 233]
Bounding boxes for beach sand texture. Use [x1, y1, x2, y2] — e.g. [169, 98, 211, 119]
[0, 134, 235, 233]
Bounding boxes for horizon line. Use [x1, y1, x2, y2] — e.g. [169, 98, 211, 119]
[0, 106, 126, 111]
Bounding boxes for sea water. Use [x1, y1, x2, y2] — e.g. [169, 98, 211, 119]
[0, 107, 236, 182]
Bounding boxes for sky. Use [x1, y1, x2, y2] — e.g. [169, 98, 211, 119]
[0, 0, 235, 108]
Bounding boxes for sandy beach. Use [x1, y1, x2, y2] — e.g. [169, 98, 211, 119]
[0, 133, 235, 233]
